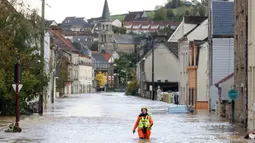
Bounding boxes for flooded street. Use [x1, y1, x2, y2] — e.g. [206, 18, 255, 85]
[0, 93, 247, 143]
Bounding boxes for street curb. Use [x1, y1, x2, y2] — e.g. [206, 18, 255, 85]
[0, 115, 33, 133]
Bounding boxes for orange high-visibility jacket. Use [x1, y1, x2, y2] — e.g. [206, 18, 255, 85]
[133, 114, 153, 130]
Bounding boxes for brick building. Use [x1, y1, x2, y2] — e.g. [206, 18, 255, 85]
[234, 0, 248, 126]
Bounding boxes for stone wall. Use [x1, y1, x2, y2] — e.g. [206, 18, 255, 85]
[234, 0, 248, 126]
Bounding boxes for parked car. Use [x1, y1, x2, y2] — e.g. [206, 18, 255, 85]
[168, 105, 189, 114]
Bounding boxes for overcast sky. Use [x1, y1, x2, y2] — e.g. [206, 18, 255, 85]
[25, 0, 168, 23]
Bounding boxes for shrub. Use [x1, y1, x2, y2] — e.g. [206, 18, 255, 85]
[126, 81, 139, 95]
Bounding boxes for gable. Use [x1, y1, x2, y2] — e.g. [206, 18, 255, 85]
[168, 21, 197, 42]
[144, 43, 179, 82]
[51, 21, 58, 26]
[187, 19, 208, 41]
[141, 12, 148, 18]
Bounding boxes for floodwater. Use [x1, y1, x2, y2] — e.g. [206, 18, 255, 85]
[0, 93, 248, 143]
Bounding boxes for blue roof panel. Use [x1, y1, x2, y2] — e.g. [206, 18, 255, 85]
[212, 1, 234, 36]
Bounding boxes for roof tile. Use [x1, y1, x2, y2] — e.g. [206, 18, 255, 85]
[212, 1, 234, 36]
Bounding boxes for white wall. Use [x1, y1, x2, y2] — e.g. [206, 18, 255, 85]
[197, 42, 209, 102]
[144, 44, 179, 82]
[212, 38, 234, 83]
[218, 76, 233, 101]
[168, 22, 197, 42]
[210, 38, 234, 110]
[179, 40, 189, 104]
[43, 32, 52, 110]
[112, 19, 122, 27]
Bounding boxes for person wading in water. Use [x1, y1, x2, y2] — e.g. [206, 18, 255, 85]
[133, 106, 154, 139]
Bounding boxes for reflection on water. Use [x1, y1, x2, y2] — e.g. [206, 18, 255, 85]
[0, 93, 247, 143]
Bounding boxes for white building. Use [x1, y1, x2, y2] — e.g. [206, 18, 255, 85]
[172, 16, 208, 105]
[209, 1, 234, 111]
[78, 56, 93, 93]
[138, 42, 179, 98]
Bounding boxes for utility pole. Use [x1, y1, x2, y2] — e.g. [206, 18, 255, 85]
[149, 34, 155, 101]
[125, 60, 128, 86]
[39, 0, 45, 115]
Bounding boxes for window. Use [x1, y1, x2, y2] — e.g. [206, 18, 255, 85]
[74, 70, 78, 80]
[104, 35, 107, 42]
[101, 35, 104, 42]
[183, 53, 185, 73]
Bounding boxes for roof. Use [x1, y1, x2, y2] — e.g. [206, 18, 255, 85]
[72, 42, 91, 56]
[92, 53, 107, 61]
[71, 17, 86, 26]
[184, 16, 207, 24]
[168, 16, 207, 42]
[45, 20, 57, 27]
[62, 31, 97, 37]
[50, 30, 78, 53]
[113, 34, 134, 44]
[124, 11, 146, 21]
[164, 42, 178, 57]
[212, 1, 234, 36]
[101, 0, 111, 21]
[214, 73, 234, 86]
[102, 53, 112, 61]
[50, 30, 73, 49]
[82, 22, 93, 29]
[140, 41, 178, 63]
[186, 19, 208, 41]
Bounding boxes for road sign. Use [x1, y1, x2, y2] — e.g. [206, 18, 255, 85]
[228, 89, 238, 101]
[12, 84, 23, 92]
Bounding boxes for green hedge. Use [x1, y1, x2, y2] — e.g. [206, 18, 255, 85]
[126, 81, 139, 95]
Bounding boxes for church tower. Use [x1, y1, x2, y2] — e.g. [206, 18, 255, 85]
[98, 0, 114, 53]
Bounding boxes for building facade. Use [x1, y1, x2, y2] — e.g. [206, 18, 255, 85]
[209, 1, 234, 111]
[187, 41, 209, 110]
[139, 42, 179, 98]
[234, 0, 248, 126]
[248, 0, 255, 132]
[98, 0, 114, 53]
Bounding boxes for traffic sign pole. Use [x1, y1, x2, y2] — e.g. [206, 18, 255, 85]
[15, 83, 19, 127]
[231, 100, 235, 124]
[14, 57, 22, 129]
[228, 88, 239, 124]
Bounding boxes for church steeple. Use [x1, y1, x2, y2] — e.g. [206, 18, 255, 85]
[101, 0, 111, 22]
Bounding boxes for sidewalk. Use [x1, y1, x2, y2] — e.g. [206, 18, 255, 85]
[0, 117, 15, 131]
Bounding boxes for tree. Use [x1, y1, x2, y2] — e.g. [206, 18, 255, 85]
[167, 9, 174, 18]
[90, 41, 98, 51]
[159, 26, 174, 36]
[154, 7, 168, 21]
[113, 26, 126, 34]
[56, 52, 69, 97]
[155, 5, 162, 10]
[0, 0, 49, 115]
[172, 0, 181, 8]
[191, 5, 199, 16]
[198, 6, 207, 17]
[185, 10, 190, 16]
[95, 72, 106, 87]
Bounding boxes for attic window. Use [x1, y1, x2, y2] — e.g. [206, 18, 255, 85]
[151, 25, 159, 29]
[142, 25, 150, 29]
